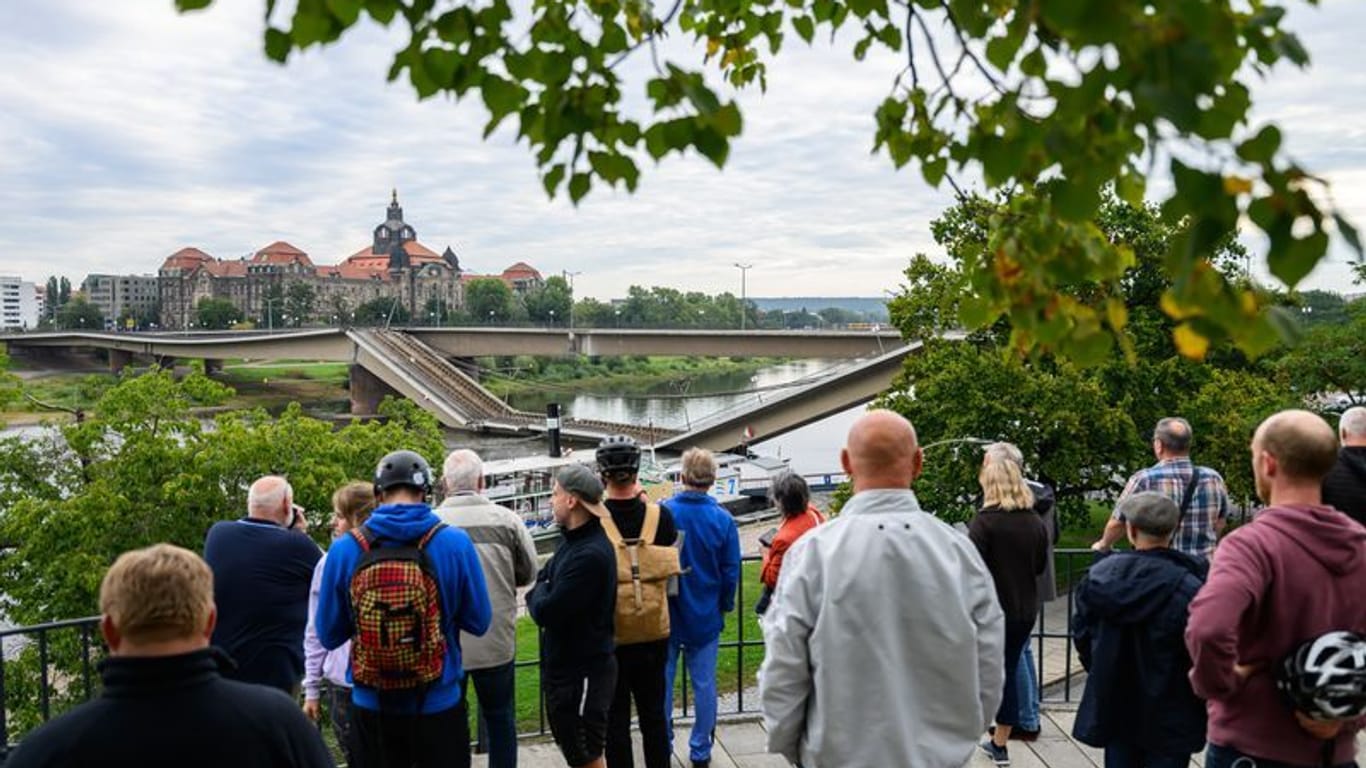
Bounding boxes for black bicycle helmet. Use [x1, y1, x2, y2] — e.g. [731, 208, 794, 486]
[373, 450, 434, 496]
[1277, 631, 1366, 721]
[596, 435, 641, 478]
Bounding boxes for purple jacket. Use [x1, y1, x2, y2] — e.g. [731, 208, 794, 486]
[1185, 504, 1366, 765]
[302, 553, 350, 700]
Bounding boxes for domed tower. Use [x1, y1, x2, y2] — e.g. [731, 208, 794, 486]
[372, 189, 417, 254]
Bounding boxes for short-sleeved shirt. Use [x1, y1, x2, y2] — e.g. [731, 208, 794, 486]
[204, 518, 321, 693]
[1114, 457, 1230, 559]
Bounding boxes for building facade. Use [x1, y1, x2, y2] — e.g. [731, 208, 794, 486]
[0, 276, 41, 331]
[155, 192, 544, 329]
[81, 274, 159, 328]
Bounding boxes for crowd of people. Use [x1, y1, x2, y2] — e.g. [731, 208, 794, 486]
[5, 405, 1364, 768]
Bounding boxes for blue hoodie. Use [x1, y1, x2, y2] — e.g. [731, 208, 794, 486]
[665, 491, 741, 646]
[316, 503, 492, 714]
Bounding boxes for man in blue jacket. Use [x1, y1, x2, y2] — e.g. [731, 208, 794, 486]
[316, 450, 492, 768]
[664, 448, 741, 768]
[1071, 491, 1207, 768]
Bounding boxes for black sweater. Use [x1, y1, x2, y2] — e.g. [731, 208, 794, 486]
[968, 506, 1050, 623]
[6, 648, 333, 768]
[1322, 446, 1366, 528]
[527, 516, 618, 679]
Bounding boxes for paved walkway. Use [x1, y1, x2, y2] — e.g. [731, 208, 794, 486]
[478, 712, 1366, 768]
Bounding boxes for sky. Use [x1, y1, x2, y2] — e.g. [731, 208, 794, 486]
[0, 1, 1362, 300]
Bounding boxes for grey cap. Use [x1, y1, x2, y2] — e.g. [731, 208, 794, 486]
[557, 464, 609, 518]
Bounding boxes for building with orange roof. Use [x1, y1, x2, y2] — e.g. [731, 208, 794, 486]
[151, 192, 543, 329]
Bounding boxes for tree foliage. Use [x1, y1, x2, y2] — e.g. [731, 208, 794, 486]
[881, 196, 1294, 526]
[176, 0, 1361, 359]
[196, 297, 243, 330]
[1273, 300, 1366, 407]
[285, 280, 317, 326]
[354, 296, 411, 326]
[523, 276, 573, 325]
[55, 297, 104, 331]
[466, 277, 516, 323]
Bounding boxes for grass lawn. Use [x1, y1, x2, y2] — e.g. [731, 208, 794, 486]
[219, 361, 350, 385]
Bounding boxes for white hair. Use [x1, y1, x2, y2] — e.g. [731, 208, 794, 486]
[247, 476, 292, 523]
[1341, 406, 1366, 441]
[442, 449, 484, 494]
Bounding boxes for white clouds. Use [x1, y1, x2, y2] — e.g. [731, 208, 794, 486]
[0, 0, 1361, 297]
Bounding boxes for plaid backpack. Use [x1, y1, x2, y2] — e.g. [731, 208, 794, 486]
[348, 522, 447, 691]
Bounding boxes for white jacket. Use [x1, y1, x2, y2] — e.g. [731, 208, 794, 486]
[758, 489, 1005, 768]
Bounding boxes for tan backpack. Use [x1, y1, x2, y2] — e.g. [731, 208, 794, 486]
[600, 502, 682, 645]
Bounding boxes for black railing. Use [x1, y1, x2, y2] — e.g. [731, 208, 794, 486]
[2, 550, 1097, 760]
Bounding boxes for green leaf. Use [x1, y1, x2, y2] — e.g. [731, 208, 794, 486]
[1115, 171, 1145, 207]
[710, 102, 743, 136]
[481, 75, 524, 122]
[921, 156, 947, 187]
[1236, 125, 1281, 164]
[1274, 32, 1310, 67]
[601, 22, 628, 54]
[568, 173, 591, 204]
[175, 0, 214, 11]
[985, 31, 1023, 72]
[364, 0, 399, 24]
[1267, 230, 1328, 287]
[264, 27, 292, 62]
[1052, 180, 1100, 221]
[1019, 47, 1045, 78]
[543, 164, 567, 198]
[792, 15, 815, 43]
[694, 126, 729, 167]
[1334, 214, 1363, 257]
[326, 0, 364, 25]
[423, 48, 459, 88]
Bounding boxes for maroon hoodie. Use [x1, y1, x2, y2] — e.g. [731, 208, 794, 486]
[1185, 504, 1366, 765]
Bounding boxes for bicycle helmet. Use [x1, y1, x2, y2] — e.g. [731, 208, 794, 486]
[596, 435, 641, 479]
[373, 450, 434, 496]
[1277, 631, 1366, 721]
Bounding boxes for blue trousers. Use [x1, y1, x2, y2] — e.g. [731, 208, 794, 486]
[1016, 640, 1040, 732]
[665, 636, 720, 763]
[463, 661, 518, 768]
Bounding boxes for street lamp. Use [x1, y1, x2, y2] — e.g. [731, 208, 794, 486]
[562, 270, 582, 333]
[488, 309, 495, 326]
[549, 309, 556, 328]
[614, 308, 621, 328]
[733, 263, 752, 331]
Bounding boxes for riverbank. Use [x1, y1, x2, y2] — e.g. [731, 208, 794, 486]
[481, 355, 783, 398]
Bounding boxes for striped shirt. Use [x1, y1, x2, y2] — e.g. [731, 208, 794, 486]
[1115, 457, 1230, 558]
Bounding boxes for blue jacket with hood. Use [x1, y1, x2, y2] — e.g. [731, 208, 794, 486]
[1071, 547, 1207, 755]
[664, 490, 741, 646]
[316, 502, 492, 714]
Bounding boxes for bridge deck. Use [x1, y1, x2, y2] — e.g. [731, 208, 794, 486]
[486, 714, 1366, 768]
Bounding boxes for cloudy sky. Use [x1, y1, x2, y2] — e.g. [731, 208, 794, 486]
[0, 1, 1362, 300]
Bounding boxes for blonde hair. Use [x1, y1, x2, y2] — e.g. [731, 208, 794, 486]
[680, 447, 717, 488]
[332, 481, 377, 528]
[100, 544, 214, 644]
[979, 442, 1034, 511]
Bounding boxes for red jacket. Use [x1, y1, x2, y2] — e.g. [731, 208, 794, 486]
[761, 506, 824, 589]
[1185, 504, 1366, 765]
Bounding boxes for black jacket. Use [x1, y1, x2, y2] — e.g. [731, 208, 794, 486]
[527, 516, 617, 679]
[6, 648, 333, 768]
[1322, 446, 1366, 528]
[1071, 548, 1208, 754]
[968, 506, 1049, 622]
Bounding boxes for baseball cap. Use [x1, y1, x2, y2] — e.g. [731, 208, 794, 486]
[557, 464, 609, 519]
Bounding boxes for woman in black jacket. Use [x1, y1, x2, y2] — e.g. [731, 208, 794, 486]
[969, 442, 1050, 765]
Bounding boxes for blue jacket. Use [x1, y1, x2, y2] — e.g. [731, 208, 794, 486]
[665, 491, 741, 646]
[1071, 548, 1207, 754]
[316, 503, 492, 714]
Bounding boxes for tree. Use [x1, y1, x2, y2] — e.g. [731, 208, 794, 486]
[1273, 301, 1366, 407]
[523, 276, 573, 325]
[0, 350, 20, 417]
[466, 278, 515, 324]
[196, 297, 243, 330]
[326, 293, 353, 326]
[178, 0, 1361, 360]
[284, 281, 317, 327]
[44, 276, 60, 320]
[354, 296, 410, 326]
[58, 277, 71, 307]
[260, 282, 286, 329]
[55, 297, 104, 330]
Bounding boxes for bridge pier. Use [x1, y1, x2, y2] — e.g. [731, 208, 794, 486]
[202, 358, 223, 376]
[108, 349, 133, 373]
[349, 364, 400, 417]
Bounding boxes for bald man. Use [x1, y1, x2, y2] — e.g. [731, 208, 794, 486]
[204, 475, 321, 694]
[758, 410, 1005, 768]
[1186, 410, 1366, 768]
[1322, 405, 1366, 527]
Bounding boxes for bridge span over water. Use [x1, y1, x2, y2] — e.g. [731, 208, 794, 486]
[2, 326, 929, 452]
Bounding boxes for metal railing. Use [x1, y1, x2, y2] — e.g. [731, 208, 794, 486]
[2, 550, 1097, 759]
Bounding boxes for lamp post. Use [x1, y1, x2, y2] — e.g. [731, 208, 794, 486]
[548, 309, 556, 328]
[733, 262, 752, 331]
[562, 270, 581, 333]
[614, 308, 621, 328]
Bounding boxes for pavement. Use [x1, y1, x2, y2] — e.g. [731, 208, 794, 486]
[474, 712, 1366, 768]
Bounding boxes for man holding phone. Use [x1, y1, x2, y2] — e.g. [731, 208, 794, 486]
[204, 474, 321, 696]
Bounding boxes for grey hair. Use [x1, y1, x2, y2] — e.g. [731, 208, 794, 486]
[1154, 417, 1193, 454]
[1117, 491, 1180, 540]
[442, 449, 483, 494]
[769, 471, 810, 517]
[247, 476, 292, 521]
[1341, 407, 1366, 440]
[984, 441, 1024, 468]
[679, 447, 717, 488]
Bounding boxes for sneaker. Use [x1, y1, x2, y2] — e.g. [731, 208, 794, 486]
[691, 761, 710, 768]
[980, 740, 1010, 766]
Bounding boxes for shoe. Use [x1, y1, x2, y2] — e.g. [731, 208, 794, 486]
[980, 740, 1010, 766]
[988, 725, 1040, 742]
[691, 761, 710, 768]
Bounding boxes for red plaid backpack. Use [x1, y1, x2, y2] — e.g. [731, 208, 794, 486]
[348, 522, 447, 691]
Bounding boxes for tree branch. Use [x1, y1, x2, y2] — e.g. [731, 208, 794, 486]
[608, 0, 684, 70]
[939, 1, 1006, 95]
